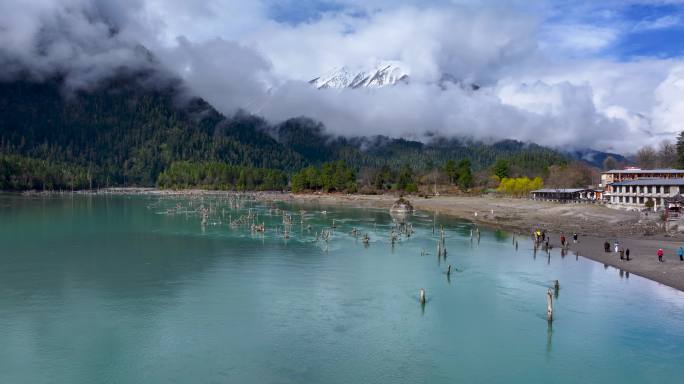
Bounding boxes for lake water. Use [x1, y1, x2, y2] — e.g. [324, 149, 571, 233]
[1, 194, 683, 383]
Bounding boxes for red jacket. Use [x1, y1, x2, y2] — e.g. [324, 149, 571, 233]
[657, 249, 664, 257]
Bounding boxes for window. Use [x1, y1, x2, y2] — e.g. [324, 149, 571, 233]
[647, 186, 652, 194]
[664, 186, 670, 194]
[639, 197, 644, 204]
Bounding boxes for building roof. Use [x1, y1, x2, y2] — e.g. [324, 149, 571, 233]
[603, 169, 684, 174]
[611, 178, 684, 186]
[531, 188, 588, 193]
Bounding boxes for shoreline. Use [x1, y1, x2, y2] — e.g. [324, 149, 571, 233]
[268, 193, 684, 292]
[10, 188, 684, 292]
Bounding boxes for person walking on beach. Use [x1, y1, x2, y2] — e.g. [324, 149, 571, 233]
[657, 248, 664, 262]
[560, 234, 566, 248]
[614, 241, 619, 253]
[619, 248, 624, 260]
[604, 241, 610, 253]
[678, 246, 684, 261]
[573, 232, 578, 243]
[625, 248, 630, 261]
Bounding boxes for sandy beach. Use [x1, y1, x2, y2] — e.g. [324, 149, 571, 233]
[273, 193, 684, 292]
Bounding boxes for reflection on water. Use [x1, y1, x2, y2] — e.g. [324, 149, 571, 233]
[0, 194, 683, 384]
[546, 321, 553, 354]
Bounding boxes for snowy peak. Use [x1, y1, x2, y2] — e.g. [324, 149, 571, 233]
[310, 62, 410, 89]
[310, 62, 480, 92]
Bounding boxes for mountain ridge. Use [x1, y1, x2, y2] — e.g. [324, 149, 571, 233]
[309, 61, 410, 89]
[0, 70, 611, 190]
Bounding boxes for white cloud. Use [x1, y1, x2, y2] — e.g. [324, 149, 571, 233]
[634, 14, 682, 31]
[1, 0, 683, 152]
[652, 65, 684, 136]
[540, 24, 620, 55]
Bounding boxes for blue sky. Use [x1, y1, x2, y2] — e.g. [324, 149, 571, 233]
[615, 3, 684, 58]
[267, 0, 684, 60]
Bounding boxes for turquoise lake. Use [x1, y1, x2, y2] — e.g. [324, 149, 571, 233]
[1, 194, 683, 383]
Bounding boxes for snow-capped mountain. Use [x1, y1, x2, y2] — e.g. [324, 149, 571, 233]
[310, 61, 410, 89]
[309, 62, 480, 92]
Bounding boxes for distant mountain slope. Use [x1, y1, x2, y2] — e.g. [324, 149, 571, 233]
[0, 72, 306, 186]
[567, 148, 627, 169]
[266, 117, 569, 173]
[1, 71, 570, 190]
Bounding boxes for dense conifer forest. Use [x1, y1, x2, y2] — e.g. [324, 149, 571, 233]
[0, 72, 573, 192]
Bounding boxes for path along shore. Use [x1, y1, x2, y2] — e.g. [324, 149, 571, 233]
[272, 193, 684, 292]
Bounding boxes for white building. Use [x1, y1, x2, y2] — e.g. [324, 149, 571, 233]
[608, 178, 684, 210]
[600, 168, 684, 191]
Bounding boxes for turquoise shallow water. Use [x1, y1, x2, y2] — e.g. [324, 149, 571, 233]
[1, 194, 683, 383]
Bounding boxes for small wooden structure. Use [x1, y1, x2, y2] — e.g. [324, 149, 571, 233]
[665, 194, 684, 218]
[531, 188, 600, 202]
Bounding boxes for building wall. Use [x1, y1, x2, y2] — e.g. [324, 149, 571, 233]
[608, 184, 684, 210]
[600, 174, 614, 188]
[601, 171, 684, 191]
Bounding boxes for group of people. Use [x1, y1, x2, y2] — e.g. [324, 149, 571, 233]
[533, 229, 552, 251]
[559, 232, 579, 247]
[534, 230, 684, 264]
[657, 246, 684, 262]
[533, 229, 578, 251]
[533, 229, 546, 244]
[604, 240, 631, 261]
[604, 241, 684, 262]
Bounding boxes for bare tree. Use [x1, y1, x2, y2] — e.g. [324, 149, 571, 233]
[602, 156, 618, 171]
[635, 146, 657, 169]
[656, 140, 677, 168]
[546, 162, 598, 188]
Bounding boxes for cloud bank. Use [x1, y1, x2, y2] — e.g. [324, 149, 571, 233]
[1, 0, 683, 153]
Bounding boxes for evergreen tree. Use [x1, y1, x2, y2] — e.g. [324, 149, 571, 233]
[443, 160, 458, 184]
[493, 159, 510, 179]
[677, 131, 684, 168]
[457, 159, 473, 190]
[397, 163, 414, 190]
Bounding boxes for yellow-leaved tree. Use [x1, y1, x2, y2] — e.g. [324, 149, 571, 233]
[497, 177, 543, 197]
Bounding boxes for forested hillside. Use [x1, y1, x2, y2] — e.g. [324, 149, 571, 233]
[268, 117, 569, 173]
[0, 72, 571, 191]
[0, 73, 305, 189]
